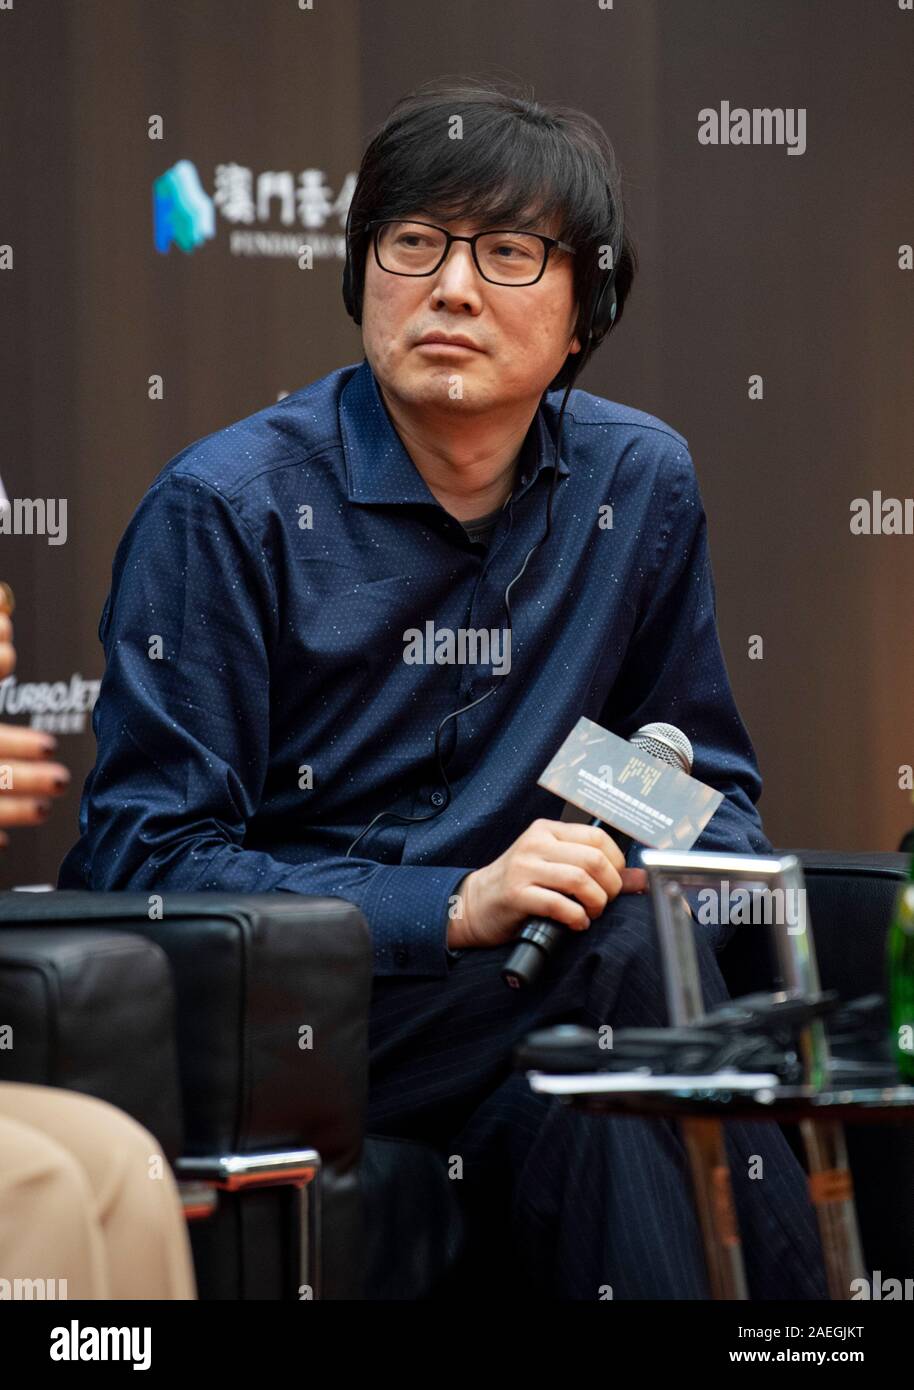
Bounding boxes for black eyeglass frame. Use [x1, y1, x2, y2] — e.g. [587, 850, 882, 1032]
[368, 218, 577, 287]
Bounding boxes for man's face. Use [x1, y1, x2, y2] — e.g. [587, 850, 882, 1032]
[360, 211, 582, 414]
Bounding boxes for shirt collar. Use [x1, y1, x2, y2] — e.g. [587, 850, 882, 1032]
[340, 357, 570, 508]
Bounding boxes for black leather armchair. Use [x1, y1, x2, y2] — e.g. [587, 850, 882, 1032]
[0, 891, 404, 1299]
[0, 849, 910, 1298]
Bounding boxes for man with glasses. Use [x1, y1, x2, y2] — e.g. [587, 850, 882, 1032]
[60, 78, 829, 1301]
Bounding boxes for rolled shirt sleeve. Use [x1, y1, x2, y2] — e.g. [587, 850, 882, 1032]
[60, 471, 469, 977]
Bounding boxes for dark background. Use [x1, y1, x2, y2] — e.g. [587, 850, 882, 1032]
[0, 0, 911, 888]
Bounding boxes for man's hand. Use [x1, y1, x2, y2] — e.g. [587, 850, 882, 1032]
[448, 817, 648, 951]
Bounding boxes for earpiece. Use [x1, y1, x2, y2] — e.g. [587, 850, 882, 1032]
[584, 219, 622, 347]
[341, 203, 360, 324]
[586, 275, 616, 344]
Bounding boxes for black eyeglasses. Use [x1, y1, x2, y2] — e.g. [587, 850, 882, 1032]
[369, 219, 576, 287]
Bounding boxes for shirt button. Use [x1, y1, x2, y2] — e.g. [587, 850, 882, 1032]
[430, 790, 446, 808]
[394, 946, 409, 967]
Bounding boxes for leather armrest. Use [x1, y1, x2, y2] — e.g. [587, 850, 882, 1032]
[720, 849, 910, 999]
[0, 925, 183, 1160]
[0, 890, 372, 1161]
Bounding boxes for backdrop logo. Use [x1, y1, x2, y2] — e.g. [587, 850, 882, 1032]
[153, 160, 216, 254]
[153, 159, 354, 259]
[0, 673, 100, 733]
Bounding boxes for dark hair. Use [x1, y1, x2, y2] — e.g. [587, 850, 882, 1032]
[345, 76, 637, 391]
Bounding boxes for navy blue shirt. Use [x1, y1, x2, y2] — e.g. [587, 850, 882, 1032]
[58, 358, 772, 975]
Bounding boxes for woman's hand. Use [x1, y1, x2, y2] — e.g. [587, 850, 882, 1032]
[0, 582, 15, 681]
[0, 584, 71, 847]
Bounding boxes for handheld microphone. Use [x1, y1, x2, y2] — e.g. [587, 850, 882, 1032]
[501, 722, 694, 990]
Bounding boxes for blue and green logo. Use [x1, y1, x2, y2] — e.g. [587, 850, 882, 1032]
[153, 160, 216, 254]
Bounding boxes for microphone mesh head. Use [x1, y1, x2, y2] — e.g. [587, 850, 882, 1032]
[630, 722, 694, 775]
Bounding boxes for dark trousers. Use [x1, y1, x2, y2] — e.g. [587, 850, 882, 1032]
[366, 893, 830, 1300]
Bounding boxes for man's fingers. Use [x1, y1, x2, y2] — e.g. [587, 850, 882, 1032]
[532, 840, 622, 906]
[619, 866, 648, 894]
[538, 819, 627, 874]
[535, 857, 620, 918]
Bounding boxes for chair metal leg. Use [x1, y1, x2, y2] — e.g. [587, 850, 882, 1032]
[175, 1149, 322, 1298]
[176, 1179, 219, 1222]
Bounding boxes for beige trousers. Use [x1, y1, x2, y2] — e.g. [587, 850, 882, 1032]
[0, 1082, 197, 1299]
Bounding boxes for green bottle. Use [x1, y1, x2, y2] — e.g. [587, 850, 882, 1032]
[887, 828, 914, 1083]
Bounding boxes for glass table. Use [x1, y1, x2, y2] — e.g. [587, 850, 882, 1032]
[528, 1063, 914, 1300]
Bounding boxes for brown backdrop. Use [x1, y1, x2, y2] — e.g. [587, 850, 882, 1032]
[0, 0, 911, 889]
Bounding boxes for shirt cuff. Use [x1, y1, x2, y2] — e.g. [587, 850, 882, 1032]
[360, 864, 473, 977]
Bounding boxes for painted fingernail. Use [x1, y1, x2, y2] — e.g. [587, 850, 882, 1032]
[53, 775, 70, 791]
[40, 735, 58, 753]
[35, 799, 52, 818]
